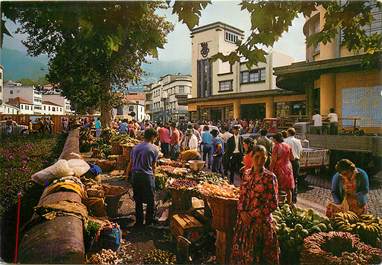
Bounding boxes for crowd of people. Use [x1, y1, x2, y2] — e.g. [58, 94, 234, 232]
[122, 118, 369, 265]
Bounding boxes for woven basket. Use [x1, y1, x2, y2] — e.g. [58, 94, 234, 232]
[111, 143, 123, 155]
[206, 196, 238, 232]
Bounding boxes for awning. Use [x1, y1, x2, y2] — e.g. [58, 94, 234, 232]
[274, 53, 382, 91]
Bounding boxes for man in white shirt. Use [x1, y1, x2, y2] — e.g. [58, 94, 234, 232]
[226, 125, 244, 184]
[181, 129, 199, 151]
[327, 108, 338, 135]
[285, 127, 303, 204]
[311, 110, 322, 134]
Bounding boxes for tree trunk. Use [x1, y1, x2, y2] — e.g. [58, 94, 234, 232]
[100, 82, 113, 128]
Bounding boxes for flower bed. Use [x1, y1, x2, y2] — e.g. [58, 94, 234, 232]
[0, 133, 67, 262]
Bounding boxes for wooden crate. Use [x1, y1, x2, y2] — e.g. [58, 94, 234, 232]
[207, 196, 238, 232]
[170, 214, 204, 243]
[170, 189, 194, 214]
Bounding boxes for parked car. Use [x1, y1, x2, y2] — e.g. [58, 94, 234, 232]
[0, 120, 29, 135]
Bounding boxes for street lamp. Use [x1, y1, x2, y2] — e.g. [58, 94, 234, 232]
[161, 91, 168, 123]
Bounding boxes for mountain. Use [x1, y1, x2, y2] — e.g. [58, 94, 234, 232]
[0, 48, 191, 90]
[0, 48, 49, 80]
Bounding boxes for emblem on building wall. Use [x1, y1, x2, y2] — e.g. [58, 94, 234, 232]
[200, 42, 209, 58]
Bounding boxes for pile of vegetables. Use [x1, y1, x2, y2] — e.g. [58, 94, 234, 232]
[191, 171, 227, 185]
[157, 165, 189, 178]
[154, 172, 168, 191]
[300, 231, 382, 265]
[92, 139, 112, 159]
[331, 211, 382, 247]
[84, 221, 101, 251]
[198, 182, 239, 199]
[158, 158, 184, 168]
[80, 128, 94, 152]
[87, 249, 122, 264]
[111, 134, 140, 146]
[273, 205, 332, 261]
[167, 178, 198, 190]
[142, 249, 176, 264]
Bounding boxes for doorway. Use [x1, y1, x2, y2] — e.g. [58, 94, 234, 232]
[210, 109, 222, 121]
[240, 104, 266, 120]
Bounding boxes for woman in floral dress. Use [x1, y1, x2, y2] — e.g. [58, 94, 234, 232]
[270, 132, 294, 204]
[231, 145, 280, 265]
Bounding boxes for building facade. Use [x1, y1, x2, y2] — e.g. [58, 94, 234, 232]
[6, 97, 34, 115]
[187, 22, 305, 122]
[113, 93, 146, 122]
[146, 74, 192, 122]
[275, 2, 382, 133]
[42, 94, 73, 115]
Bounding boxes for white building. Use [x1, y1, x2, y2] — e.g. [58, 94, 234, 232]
[113, 93, 146, 122]
[146, 74, 192, 122]
[42, 100, 65, 115]
[3, 81, 43, 114]
[6, 97, 34, 115]
[43, 94, 73, 115]
[188, 21, 299, 121]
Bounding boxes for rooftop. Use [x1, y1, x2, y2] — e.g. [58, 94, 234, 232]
[191, 21, 244, 36]
[42, 100, 63, 107]
[7, 97, 33, 106]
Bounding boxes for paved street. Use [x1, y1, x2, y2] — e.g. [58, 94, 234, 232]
[297, 172, 382, 217]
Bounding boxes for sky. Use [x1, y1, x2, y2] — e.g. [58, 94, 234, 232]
[156, 0, 306, 62]
[2, 1, 306, 64]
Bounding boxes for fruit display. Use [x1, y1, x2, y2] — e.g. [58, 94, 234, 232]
[142, 249, 176, 264]
[191, 171, 228, 185]
[300, 231, 382, 265]
[110, 134, 140, 146]
[87, 249, 122, 264]
[154, 172, 168, 191]
[331, 211, 382, 247]
[273, 205, 332, 262]
[167, 178, 198, 190]
[198, 182, 239, 200]
[157, 165, 189, 178]
[158, 158, 184, 168]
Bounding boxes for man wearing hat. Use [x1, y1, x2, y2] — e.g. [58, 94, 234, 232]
[226, 125, 244, 184]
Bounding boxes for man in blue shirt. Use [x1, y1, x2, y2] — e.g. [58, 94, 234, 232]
[211, 129, 224, 175]
[201, 125, 213, 169]
[118, 119, 129, 134]
[126, 128, 158, 227]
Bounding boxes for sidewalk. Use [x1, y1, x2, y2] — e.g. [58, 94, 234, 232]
[296, 173, 382, 217]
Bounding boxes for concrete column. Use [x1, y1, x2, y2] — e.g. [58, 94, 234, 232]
[233, 100, 240, 119]
[265, 98, 274, 118]
[319, 73, 336, 115]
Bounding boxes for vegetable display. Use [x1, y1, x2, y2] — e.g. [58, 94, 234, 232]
[273, 205, 332, 261]
[87, 249, 122, 264]
[167, 178, 198, 190]
[110, 134, 140, 146]
[142, 249, 176, 264]
[331, 211, 382, 247]
[198, 182, 239, 199]
[300, 231, 382, 265]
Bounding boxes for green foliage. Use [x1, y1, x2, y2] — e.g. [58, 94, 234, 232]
[16, 77, 48, 86]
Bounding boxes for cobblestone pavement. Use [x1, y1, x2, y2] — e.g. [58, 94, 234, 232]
[296, 172, 382, 217]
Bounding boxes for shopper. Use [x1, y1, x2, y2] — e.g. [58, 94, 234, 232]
[158, 123, 171, 158]
[169, 123, 181, 160]
[95, 118, 102, 138]
[118, 119, 129, 134]
[328, 108, 339, 135]
[270, 132, 295, 205]
[311, 110, 322, 134]
[326, 159, 369, 217]
[242, 137, 256, 173]
[226, 125, 244, 184]
[231, 145, 279, 265]
[126, 128, 159, 227]
[181, 129, 199, 151]
[211, 129, 224, 175]
[284, 128, 303, 203]
[256, 128, 273, 168]
[201, 125, 213, 169]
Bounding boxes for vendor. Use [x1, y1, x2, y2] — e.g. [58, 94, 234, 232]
[126, 128, 159, 227]
[326, 159, 369, 217]
[231, 145, 279, 265]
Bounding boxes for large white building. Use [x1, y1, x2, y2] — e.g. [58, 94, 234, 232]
[187, 22, 301, 121]
[42, 94, 73, 114]
[3, 81, 43, 114]
[145, 74, 192, 122]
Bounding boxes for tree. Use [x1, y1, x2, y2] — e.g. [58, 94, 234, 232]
[1, 1, 380, 121]
[2, 2, 173, 125]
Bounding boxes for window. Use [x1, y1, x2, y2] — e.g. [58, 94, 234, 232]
[225, 31, 239, 43]
[179, 86, 185, 94]
[52, 107, 56, 111]
[129, 106, 134, 112]
[25, 105, 29, 110]
[60, 108, 62, 111]
[240, 68, 266, 84]
[10, 90, 13, 95]
[44, 106, 46, 110]
[21, 105, 24, 109]
[0, 72, 2, 79]
[0, 85, 2, 92]
[49, 106, 51, 111]
[219, 80, 233, 92]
